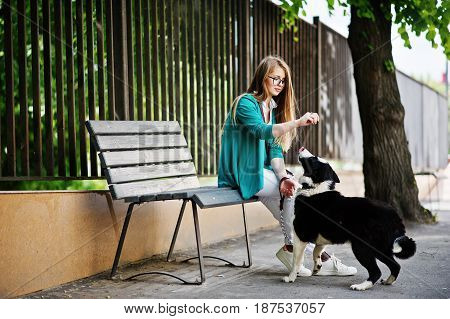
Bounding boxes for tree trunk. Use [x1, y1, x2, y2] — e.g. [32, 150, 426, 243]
[347, 1, 433, 223]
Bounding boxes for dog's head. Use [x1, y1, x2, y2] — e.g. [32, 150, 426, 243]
[296, 147, 340, 196]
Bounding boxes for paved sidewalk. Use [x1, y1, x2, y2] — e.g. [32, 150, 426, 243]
[23, 164, 450, 299]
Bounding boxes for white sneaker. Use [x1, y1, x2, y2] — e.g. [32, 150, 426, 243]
[276, 247, 312, 277]
[314, 254, 357, 276]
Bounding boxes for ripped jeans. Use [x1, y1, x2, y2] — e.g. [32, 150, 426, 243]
[255, 168, 313, 254]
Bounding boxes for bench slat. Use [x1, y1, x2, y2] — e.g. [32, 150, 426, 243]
[169, 186, 232, 199]
[125, 186, 235, 202]
[96, 134, 187, 151]
[150, 186, 232, 201]
[100, 148, 192, 167]
[111, 175, 200, 200]
[126, 186, 223, 202]
[87, 120, 181, 135]
[106, 162, 197, 184]
[192, 189, 258, 209]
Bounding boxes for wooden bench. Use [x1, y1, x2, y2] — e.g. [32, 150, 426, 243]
[86, 120, 258, 284]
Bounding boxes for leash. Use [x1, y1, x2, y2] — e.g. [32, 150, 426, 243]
[278, 176, 290, 211]
[279, 115, 314, 211]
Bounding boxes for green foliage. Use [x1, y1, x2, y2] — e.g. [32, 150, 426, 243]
[280, 0, 450, 58]
[327, 0, 335, 11]
[383, 58, 396, 72]
[350, 0, 375, 20]
[392, 0, 449, 54]
[398, 23, 412, 49]
[280, 0, 307, 33]
[0, 179, 107, 191]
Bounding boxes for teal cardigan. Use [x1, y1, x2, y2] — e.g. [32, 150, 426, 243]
[217, 94, 284, 199]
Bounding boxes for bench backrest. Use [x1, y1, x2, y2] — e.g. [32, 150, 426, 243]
[86, 120, 200, 201]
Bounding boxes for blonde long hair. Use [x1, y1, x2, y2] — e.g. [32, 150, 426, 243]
[229, 55, 297, 152]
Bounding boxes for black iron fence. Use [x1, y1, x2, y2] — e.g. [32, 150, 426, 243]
[0, 0, 445, 181]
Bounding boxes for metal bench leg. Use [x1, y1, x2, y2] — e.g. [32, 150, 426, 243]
[115, 200, 249, 284]
[110, 200, 201, 285]
[110, 203, 135, 279]
[181, 202, 252, 269]
[241, 203, 252, 268]
[125, 200, 204, 285]
[192, 201, 206, 283]
[167, 199, 188, 262]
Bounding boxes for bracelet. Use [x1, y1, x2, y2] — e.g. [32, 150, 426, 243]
[279, 176, 290, 190]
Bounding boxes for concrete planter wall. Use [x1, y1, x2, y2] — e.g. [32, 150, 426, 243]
[0, 191, 276, 298]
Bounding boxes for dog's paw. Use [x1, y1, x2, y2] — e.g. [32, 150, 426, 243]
[350, 281, 373, 291]
[283, 274, 297, 283]
[381, 275, 396, 285]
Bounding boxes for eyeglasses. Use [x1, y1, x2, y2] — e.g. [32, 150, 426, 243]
[268, 76, 285, 87]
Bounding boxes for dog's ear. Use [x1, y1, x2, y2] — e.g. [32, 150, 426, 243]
[332, 169, 340, 183]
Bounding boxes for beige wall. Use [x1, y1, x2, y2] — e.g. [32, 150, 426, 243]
[0, 191, 276, 298]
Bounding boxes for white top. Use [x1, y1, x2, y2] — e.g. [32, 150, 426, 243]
[260, 99, 278, 123]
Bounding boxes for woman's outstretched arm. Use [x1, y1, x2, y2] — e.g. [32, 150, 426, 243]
[271, 112, 319, 138]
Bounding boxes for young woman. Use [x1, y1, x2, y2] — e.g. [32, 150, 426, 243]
[218, 56, 356, 276]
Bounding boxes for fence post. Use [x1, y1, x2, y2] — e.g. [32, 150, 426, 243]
[112, 0, 129, 120]
[313, 16, 322, 156]
[237, 0, 251, 93]
[4, 0, 16, 176]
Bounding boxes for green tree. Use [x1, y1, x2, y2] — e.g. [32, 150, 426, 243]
[281, 0, 449, 222]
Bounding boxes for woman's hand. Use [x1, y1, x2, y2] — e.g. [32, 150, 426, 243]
[280, 178, 301, 197]
[297, 112, 319, 127]
[272, 112, 319, 138]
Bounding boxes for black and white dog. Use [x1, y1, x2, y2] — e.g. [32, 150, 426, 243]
[283, 147, 416, 291]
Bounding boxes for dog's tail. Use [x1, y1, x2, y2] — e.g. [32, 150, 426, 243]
[393, 235, 416, 259]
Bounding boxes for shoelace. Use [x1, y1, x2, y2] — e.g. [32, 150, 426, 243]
[330, 255, 344, 268]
